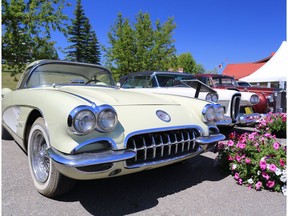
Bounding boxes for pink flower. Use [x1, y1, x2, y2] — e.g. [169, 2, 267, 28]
[245, 158, 251, 164]
[217, 142, 225, 150]
[255, 181, 262, 190]
[239, 143, 246, 149]
[280, 159, 285, 167]
[236, 155, 242, 162]
[262, 172, 270, 180]
[264, 133, 272, 138]
[273, 142, 280, 150]
[248, 133, 256, 140]
[227, 140, 234, 147]
[269, 164, 277, 172]
[234, 173, 240, 180]
[238, 178, 243, 185]
[259, 160, 266, 170]
[266, 180, 275, 188]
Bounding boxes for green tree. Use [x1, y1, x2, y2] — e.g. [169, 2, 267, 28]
[174, 53, 206, 74]
[195, 64, 205, 74]
[176, 53, 196, 73]
[2, 0, 69, 78]
[65, 0, 101, 64]
[105, 13, 135, 79]
[104, 11, 177, 80]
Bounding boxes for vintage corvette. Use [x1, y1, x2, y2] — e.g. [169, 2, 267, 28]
[2, 60, 226, 197]
[119, 71, 260, 127]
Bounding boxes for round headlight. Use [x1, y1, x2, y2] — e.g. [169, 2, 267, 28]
[202, 104, 215, 122]
[267, 94, 274, 103]
[250, 94, 260, 105]
[74, 110, 96, 134]
[96, 109, 118, 132]
[214, 104, 225, 121]
[205, 93, 219, 103]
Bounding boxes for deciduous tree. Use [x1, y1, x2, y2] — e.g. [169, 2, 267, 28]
[2, 0, 69, 77]
[104, 12, 177, 80]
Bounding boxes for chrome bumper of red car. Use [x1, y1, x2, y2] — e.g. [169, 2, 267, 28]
[237, 113, 261, 125]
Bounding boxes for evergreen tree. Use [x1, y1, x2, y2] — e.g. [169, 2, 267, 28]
[65, 0, 101, 64]
[83, 19, 101, 64]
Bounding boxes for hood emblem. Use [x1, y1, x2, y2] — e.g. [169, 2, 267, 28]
[156, 110, 171, 122]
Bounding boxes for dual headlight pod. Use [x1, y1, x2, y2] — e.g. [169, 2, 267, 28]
[68, 105, 118, 135]
[205, 93, 219, 103]
[202, 103, 225, 123]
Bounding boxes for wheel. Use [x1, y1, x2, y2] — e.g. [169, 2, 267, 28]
[28, 117, 75, 197]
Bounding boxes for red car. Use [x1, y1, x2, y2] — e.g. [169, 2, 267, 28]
[195, 74, 278, 114]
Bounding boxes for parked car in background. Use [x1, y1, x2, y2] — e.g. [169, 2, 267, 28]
[195, 74, 279, 113]
[237, 81, 252, 87]
[2, 60, 226, 198]
[119, 71, 260, 128]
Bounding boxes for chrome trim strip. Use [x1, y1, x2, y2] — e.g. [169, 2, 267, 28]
[127, 146, 204, 169]
[195, 134, 226, 144]
[215, 115, 233, 126]
[237, 113, 261, 125]
[47, 148, 136, 167]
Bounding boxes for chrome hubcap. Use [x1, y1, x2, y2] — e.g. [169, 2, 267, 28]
[31, 130, 50, 183]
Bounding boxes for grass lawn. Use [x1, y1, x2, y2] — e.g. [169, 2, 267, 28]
[2, 71, 21, 90]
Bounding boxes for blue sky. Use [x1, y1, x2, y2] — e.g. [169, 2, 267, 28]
[53, 0, 286, 71]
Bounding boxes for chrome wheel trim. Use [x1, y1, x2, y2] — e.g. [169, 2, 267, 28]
[30, 129, 50, 183]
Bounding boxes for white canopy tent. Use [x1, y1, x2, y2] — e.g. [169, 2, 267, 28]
[240, 41, 288, 88]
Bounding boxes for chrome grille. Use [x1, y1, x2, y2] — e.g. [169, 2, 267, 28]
[231, 94, 241, 121]
[126, 128, 201, 168]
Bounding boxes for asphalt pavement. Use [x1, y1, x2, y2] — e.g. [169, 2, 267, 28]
[2, 128, 286, 216]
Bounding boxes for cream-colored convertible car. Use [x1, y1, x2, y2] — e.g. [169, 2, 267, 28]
[2, 60, 226, 197]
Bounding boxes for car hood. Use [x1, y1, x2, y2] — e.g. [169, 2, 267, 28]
[58, 86, 182, 106]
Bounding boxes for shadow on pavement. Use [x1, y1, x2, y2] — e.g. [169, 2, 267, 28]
[55, 153, 228, 215]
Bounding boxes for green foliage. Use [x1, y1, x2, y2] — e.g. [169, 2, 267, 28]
[194, 64, 205, 74]
[104, 11, 177, 81]
[257, 113, 287, 136]
[176, 53, 196, 73]
[2, 0, 69, 77]
[65, 0, 101, 64]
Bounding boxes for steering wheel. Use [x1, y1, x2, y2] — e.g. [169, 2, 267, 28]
[85, 78, 100, 85]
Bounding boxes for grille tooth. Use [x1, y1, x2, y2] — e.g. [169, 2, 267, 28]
[126, 128, 201, 168]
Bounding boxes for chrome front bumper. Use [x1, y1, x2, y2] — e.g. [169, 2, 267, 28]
[46, 133, 225, 180]
[237, 113, 261, 125]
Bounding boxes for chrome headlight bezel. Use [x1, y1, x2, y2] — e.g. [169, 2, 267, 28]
[96, 108, 118, 133]
[250, 94, 260, 105]
[214, 103, 225, 122]
[205, 93, 219, 103]
[68, 104, 118, 135]
[202, 103, 225, 123]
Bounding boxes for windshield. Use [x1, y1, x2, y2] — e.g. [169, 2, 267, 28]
[155, 74, 195, 87]
[212, 77, 237, 86]
[121, 75, 152, 88]
[25, 63, 115, 88]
